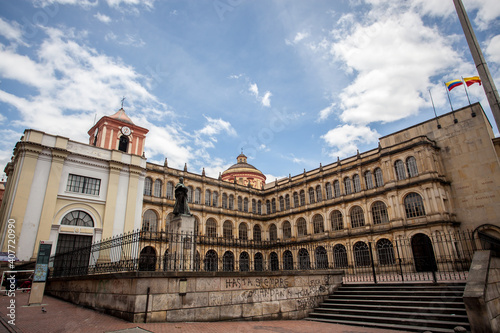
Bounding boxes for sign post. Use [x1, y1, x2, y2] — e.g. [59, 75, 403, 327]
[28, 241, 52, 306]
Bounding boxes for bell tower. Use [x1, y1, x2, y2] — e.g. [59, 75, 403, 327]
[88, 108, 149, 156]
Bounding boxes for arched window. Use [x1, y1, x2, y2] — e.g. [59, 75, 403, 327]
[223, 251, 234, 271]
[243, 197, 249, 212]
[223, 220, 233, 239]
[269, 224, 278, 241]
[144, 177, 152, 196]
[239, 252, 250, 272]
[204, 250, 218, 272]
[333, 244, 348, 268]
[395, 160, 407, 180]
[257, 200, 262, 214]
[293, 192, 299, 208]
[205, 189, 211, 206]
[282, 221, 292, 239]
[285, 194, 290, 210]
[252, 199, 256, 213]
[222, 193, 228, 209]
[271, 198, 276, 213]
[253, 225, 262, 242]
[350, 206, 365, 228]
[309, 187, 315, 204]
[228, 195, 234, 210]
[118, 135, 129, 153]
[195, 188, 201, 204]
[238, 196, 243, 211]
[266, 200, 271, 214]
[364, 171, 374, 190]
[404, 192, 426, 218]
[297, 217, 307, 236]
[142, 210, 157, 231]
[154, 179, 162, 197]
[407, 156, 419, 177]
[333, 180, 341, 197]
[298, 248, 310, 270]
[325, 182, 332, 199]
[206, 218, 217, 237]
[374, 168, 384, 187]
[187, 186, 193, 203]
[354, 241, 370, 267]
[279, 196, 284, 211]
[283, 250, 294, 270]
[377, 239, 396, 265]
[330, 210, 343, 231]
[270, 252, 279, 271]
[353, 174, 361, 193]
[212, 191, 218, 207]
[254, 253, 263, 271]
[166, 181, 174, 199]
[239, 222, 248, 240]
[316, 185, 322, 202]
[372, 201, 389, 224]
[163, 249, 170, 271]
[299, 190, 306, 206]
[313, 214, 324, 234]
[344, 177, 352, 195]
[315, 246, 328, 269]
[61, 210, 94, 227]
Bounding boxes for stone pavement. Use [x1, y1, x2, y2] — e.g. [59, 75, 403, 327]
[0, 292, 409, 333]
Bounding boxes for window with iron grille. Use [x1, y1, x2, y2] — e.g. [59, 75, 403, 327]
[315, 246, 328, 269]
[206, 219, 217, 237]
[364, 171, 374, 190]
[282, 221, 291, 239]
[223, 220, 233, 239]
[333, 244, 348, 268]
[142, 210, 157, 232]
[223, 251, 234, 271]
[270, 252, 279, 271]
[372, 201, 389, 224]
[395, 160, 407, 180]
[254, 253, 263, 271]
[283, 250, 294, 270]
[374, 168, 384, 187]
[67, 174, 101, 196]
[239, 252, 249, 272]
[377, 238, 396, 265]
[354, 241, 371, 267]
[297, 218, 307, 236]
[330, 210, 343, 230]
[353, 174, 361, 193]
[313, 214, 324, 234]
[404, 192, 426, 218]
[406, 156, 419, 178]
[350, 206, 365, 228]
[204, 250, 218, 271]
[299, 248, 310, 269]
[239, 222, 248, 240]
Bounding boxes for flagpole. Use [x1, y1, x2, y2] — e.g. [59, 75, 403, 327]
[429, 89, 441, 129]
[462, 77, 471, 105]
[445, 82, 459, 123]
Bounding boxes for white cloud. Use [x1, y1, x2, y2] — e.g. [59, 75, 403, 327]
[486, 35, 500, 64]
[197, 116, 237, 138]
[330, 11, 462, 125]
[317, 102, 336, 122]
[248, 82, 272, 107]
[261, 91, 272, 107]
[285, 31, 309, 45]
[94, 12, 112, 23]
[0, 18, 27, 46]
[34, 0, 156, 9]
[249, 83, 259, 97]
[321, 124, 379, 158]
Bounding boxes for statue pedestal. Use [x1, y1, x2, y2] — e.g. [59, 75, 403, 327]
[168, 215, 196, 271]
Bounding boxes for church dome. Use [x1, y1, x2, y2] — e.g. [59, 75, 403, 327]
[221, 153, 266, 189]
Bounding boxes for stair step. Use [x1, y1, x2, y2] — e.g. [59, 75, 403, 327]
[313, 307, 469, 321]
[305, 317, 465, 333]
[317, 303, 467, 315]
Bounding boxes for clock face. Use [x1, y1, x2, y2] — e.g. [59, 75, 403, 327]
[121, 126, 131, 136]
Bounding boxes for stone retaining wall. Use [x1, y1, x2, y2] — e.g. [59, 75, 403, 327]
[46, 270, 343, 323]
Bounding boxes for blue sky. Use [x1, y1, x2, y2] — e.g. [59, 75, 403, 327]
[0, 0, 499, 182]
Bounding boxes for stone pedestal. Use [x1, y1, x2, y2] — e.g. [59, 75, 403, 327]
[168, 215, 196, 271]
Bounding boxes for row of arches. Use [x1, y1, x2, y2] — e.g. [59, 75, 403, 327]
[142, 192, 427, 239]
[138, 234, 436, 273]
[142, 156, 420, 215]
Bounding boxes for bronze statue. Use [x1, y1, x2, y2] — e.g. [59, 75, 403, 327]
[173, 177, 191, 215]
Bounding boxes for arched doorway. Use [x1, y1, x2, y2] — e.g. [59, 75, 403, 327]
[411, 233, 437, 272]
[139, 246, 157, 271]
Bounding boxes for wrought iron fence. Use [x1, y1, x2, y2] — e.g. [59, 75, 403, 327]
[49, 229, 483, 283]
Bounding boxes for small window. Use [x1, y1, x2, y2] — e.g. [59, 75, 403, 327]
[269, 224, 277, 241]
[350, 206, 365, 228]
[364, 171, 374, 190]
[313, 214, 324, 234]
[344, 177, 352, 195]
[316, 185, 322, 202]
[333, 180, 341, 198]
[407, 156, 419, 178]
[205, 190, 211, 206]
[309, 187, 315, 204]
[272, 198, 276, 213]
[299, 190, 306, 206]
[285, 194, 290, 210]
[330, 210, 343, 230]
[353, 174, 361, 193]
[297, 218, 307, 236]
[206, 218, 217, 237]
[374, 168, 384, 187]
[239, 223, 248, 240]
[282, 221, 291, 239]
[325, 183, 333, 199]
[253, 225, 262, 242]
[395, 160, 407, 180]
[223, 220, 233, 239]
[372, 201, 389, 224]
[61, 210, 94, 227]
[67, 174, 101, 196]
[404, 192, 426, 218]
[166, 181, 174, 199]
[154, 179, 162, 197]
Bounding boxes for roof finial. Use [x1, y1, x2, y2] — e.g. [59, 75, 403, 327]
[121, 96, 126, 109]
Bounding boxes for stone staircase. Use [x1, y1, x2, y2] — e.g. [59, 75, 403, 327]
[305, 283, 470, 332]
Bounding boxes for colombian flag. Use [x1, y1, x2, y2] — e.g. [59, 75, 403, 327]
[445, 79, 464, 91]
[463, 76, 481, 87]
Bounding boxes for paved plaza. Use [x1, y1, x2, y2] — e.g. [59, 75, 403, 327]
[0, 291, 409, 333]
